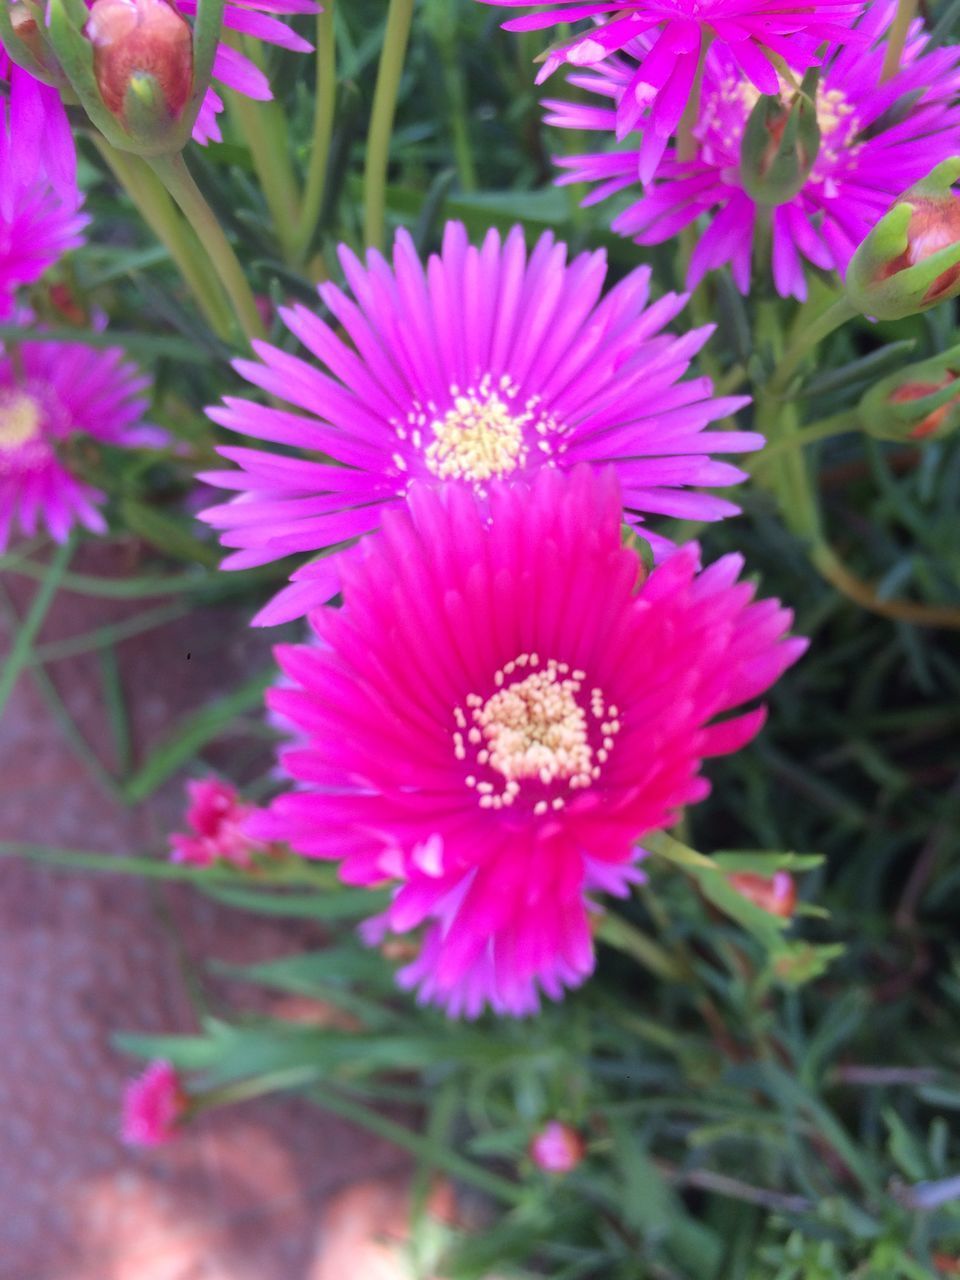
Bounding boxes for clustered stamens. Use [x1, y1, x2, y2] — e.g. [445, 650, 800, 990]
[392, 373, 567, 486]
[0, 391, 41, 452]
[452, 655, 621, 813]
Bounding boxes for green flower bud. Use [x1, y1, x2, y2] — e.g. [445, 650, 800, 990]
[846, 159, 960, 320]
[860, 342, 960, 442]
[739, 68, 820, 207]
[0, 0, 69, 87]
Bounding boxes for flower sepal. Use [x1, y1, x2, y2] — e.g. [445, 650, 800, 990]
[45, 0, 223, 155]
[846, 159, 960, 320]
[0, 0, 70, 88]
[860, 342, 960, 442]
[739, 68, 821, 207]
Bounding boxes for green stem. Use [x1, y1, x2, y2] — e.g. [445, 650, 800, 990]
[757, 409, 862, 459]
[677, 36, 709, 163]
[881, 0, 919, 82]
[770, 296, 857, 395]
[594, 912, 685, 982]
[293, 0, 337, 263]
[148, 151, 265, 345]
[93, 138, 233, 339]
[810, 544, 960, 629]
[363, 0, 416, 251]
[0, 539, 73, 719]
[226, 38, 301, 263]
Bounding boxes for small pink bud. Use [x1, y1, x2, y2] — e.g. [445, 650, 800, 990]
[889, 374, 960, 440]
[86, 0, 192, 120]
[168, 777, 267, 868]
[728, 871, 797, 918]
[879, 196, 960, 306]
[122, 1060, 186, 1146]
[529, 1121, 586, 1174]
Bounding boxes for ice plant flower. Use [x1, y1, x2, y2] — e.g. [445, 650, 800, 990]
[0, 332, 157, 549]
[0, 68, 86, 313]
[169, 776, 267, 867]
[198, 220, 757, 624]
[546, 3, 960, 299]
[481, 0, 865, 180]
[530, 1121, 587, 1173]
[122, 1061, 186, 1145]
[249, 466, 806, 1017]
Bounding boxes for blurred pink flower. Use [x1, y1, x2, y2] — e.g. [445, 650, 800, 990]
[0, 331, 157, 549]
[530, 1121, 586, 1173]
[250, 466, 806, 1018]
[546, 1, 960, 298]
[481, 0, 865, 180]
[169, 777, 266, 868]
[122, 1061, 186, 1145]
[199, 220, 757, 625]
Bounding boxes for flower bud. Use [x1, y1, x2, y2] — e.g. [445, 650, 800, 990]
[739, 69, 820, 207]
[86, 0, 193, 127]
[846, 159, 960, 320]
[727, 871, 797, 918]
[0, 0, 66, 83]
[529, 1122, 586, 1175]
[859, 341, 960, 442]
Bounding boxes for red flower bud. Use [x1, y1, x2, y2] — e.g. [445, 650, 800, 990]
[889, 373, 960, 440]
[529, 1122, 586, 1175]
[727, 871, 797, 918]
[878, 195, 960, 307]
[86, 0, 192, 121]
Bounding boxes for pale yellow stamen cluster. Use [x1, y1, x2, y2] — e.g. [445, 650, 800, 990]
[452, 655, 621, 813]
[391, 373, 567, 486]
[0, 391, 41, 452]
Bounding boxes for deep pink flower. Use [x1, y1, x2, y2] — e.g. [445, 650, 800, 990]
[481, 0, 865, 180]
[249, 466, 806, 1018]
[547, 2, 960, 299]
[0, 67, 86, 312]
[198, 220, 757, 624]
[0, 330, 158, 550]
[122, 1060, 186, 1145]
[169, 776, 266, 867]
[530, 1121, 586, 1173]
[2, 0, 318, 151]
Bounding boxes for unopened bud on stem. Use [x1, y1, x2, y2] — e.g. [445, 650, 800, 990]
[740, 68, 820, 206]
[860, 341, 960, 441]
[86, 0, 192, 128]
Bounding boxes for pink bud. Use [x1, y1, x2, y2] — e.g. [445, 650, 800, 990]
[168, 777, 267, 868]
[86, 0, 192, 120]
[879, 196, 960, 306]
[889, 374, 960, 440]
[122, 1060, 186, 1146]
[728, 871, 797, 918]
[529, 1121, 586, 1174]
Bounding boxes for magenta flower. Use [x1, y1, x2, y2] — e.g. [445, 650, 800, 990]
[169, 776, 266, 868]
[0, 67, 86, 312]
[546, 3, 960, 299]
[249, 466, 806, 1018]
[480, 0, 865, 180]
[122, 1061, 186, 1145]
[530, 1121, 587, 1174]
[0, 331, 159, 550]
[198, 220, 757, 624]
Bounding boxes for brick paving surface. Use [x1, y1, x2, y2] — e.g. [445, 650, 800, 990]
[0, 546, 413, 1280]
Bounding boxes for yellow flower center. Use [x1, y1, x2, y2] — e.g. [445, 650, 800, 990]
[0, 391, 42, 451]
[452, 655, 621, 813]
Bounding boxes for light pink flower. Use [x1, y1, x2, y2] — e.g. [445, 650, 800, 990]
[0, 331, 157, 550]
[546, 2, 960, 298]
[122, 1060, 186, 1145]
[0, 67, 86, 312]
[169, 777, 266, 867]
[481, 0, 865, 180]
[199, 221, 757, 625]
[530, 1121, 586, 1173]
[250, 466, 806, 1018]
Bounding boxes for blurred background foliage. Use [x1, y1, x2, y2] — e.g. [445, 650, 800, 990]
[3, 0, 960, 1276]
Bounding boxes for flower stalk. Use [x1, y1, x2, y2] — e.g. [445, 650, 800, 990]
[362, 0, 415, 251]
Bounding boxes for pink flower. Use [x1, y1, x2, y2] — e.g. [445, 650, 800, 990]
[168, 777, 266, 867]
[547, 2, 960, 299]
[0, 68, 86, 312]
[0, 331, 158, 550]
[530, 1121, 586, 1174]
[249, 466, 806, 1018]
[481, 0, 865, 180]
[198, 220, 757, 625]
[122, 1061, 186, 1145]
